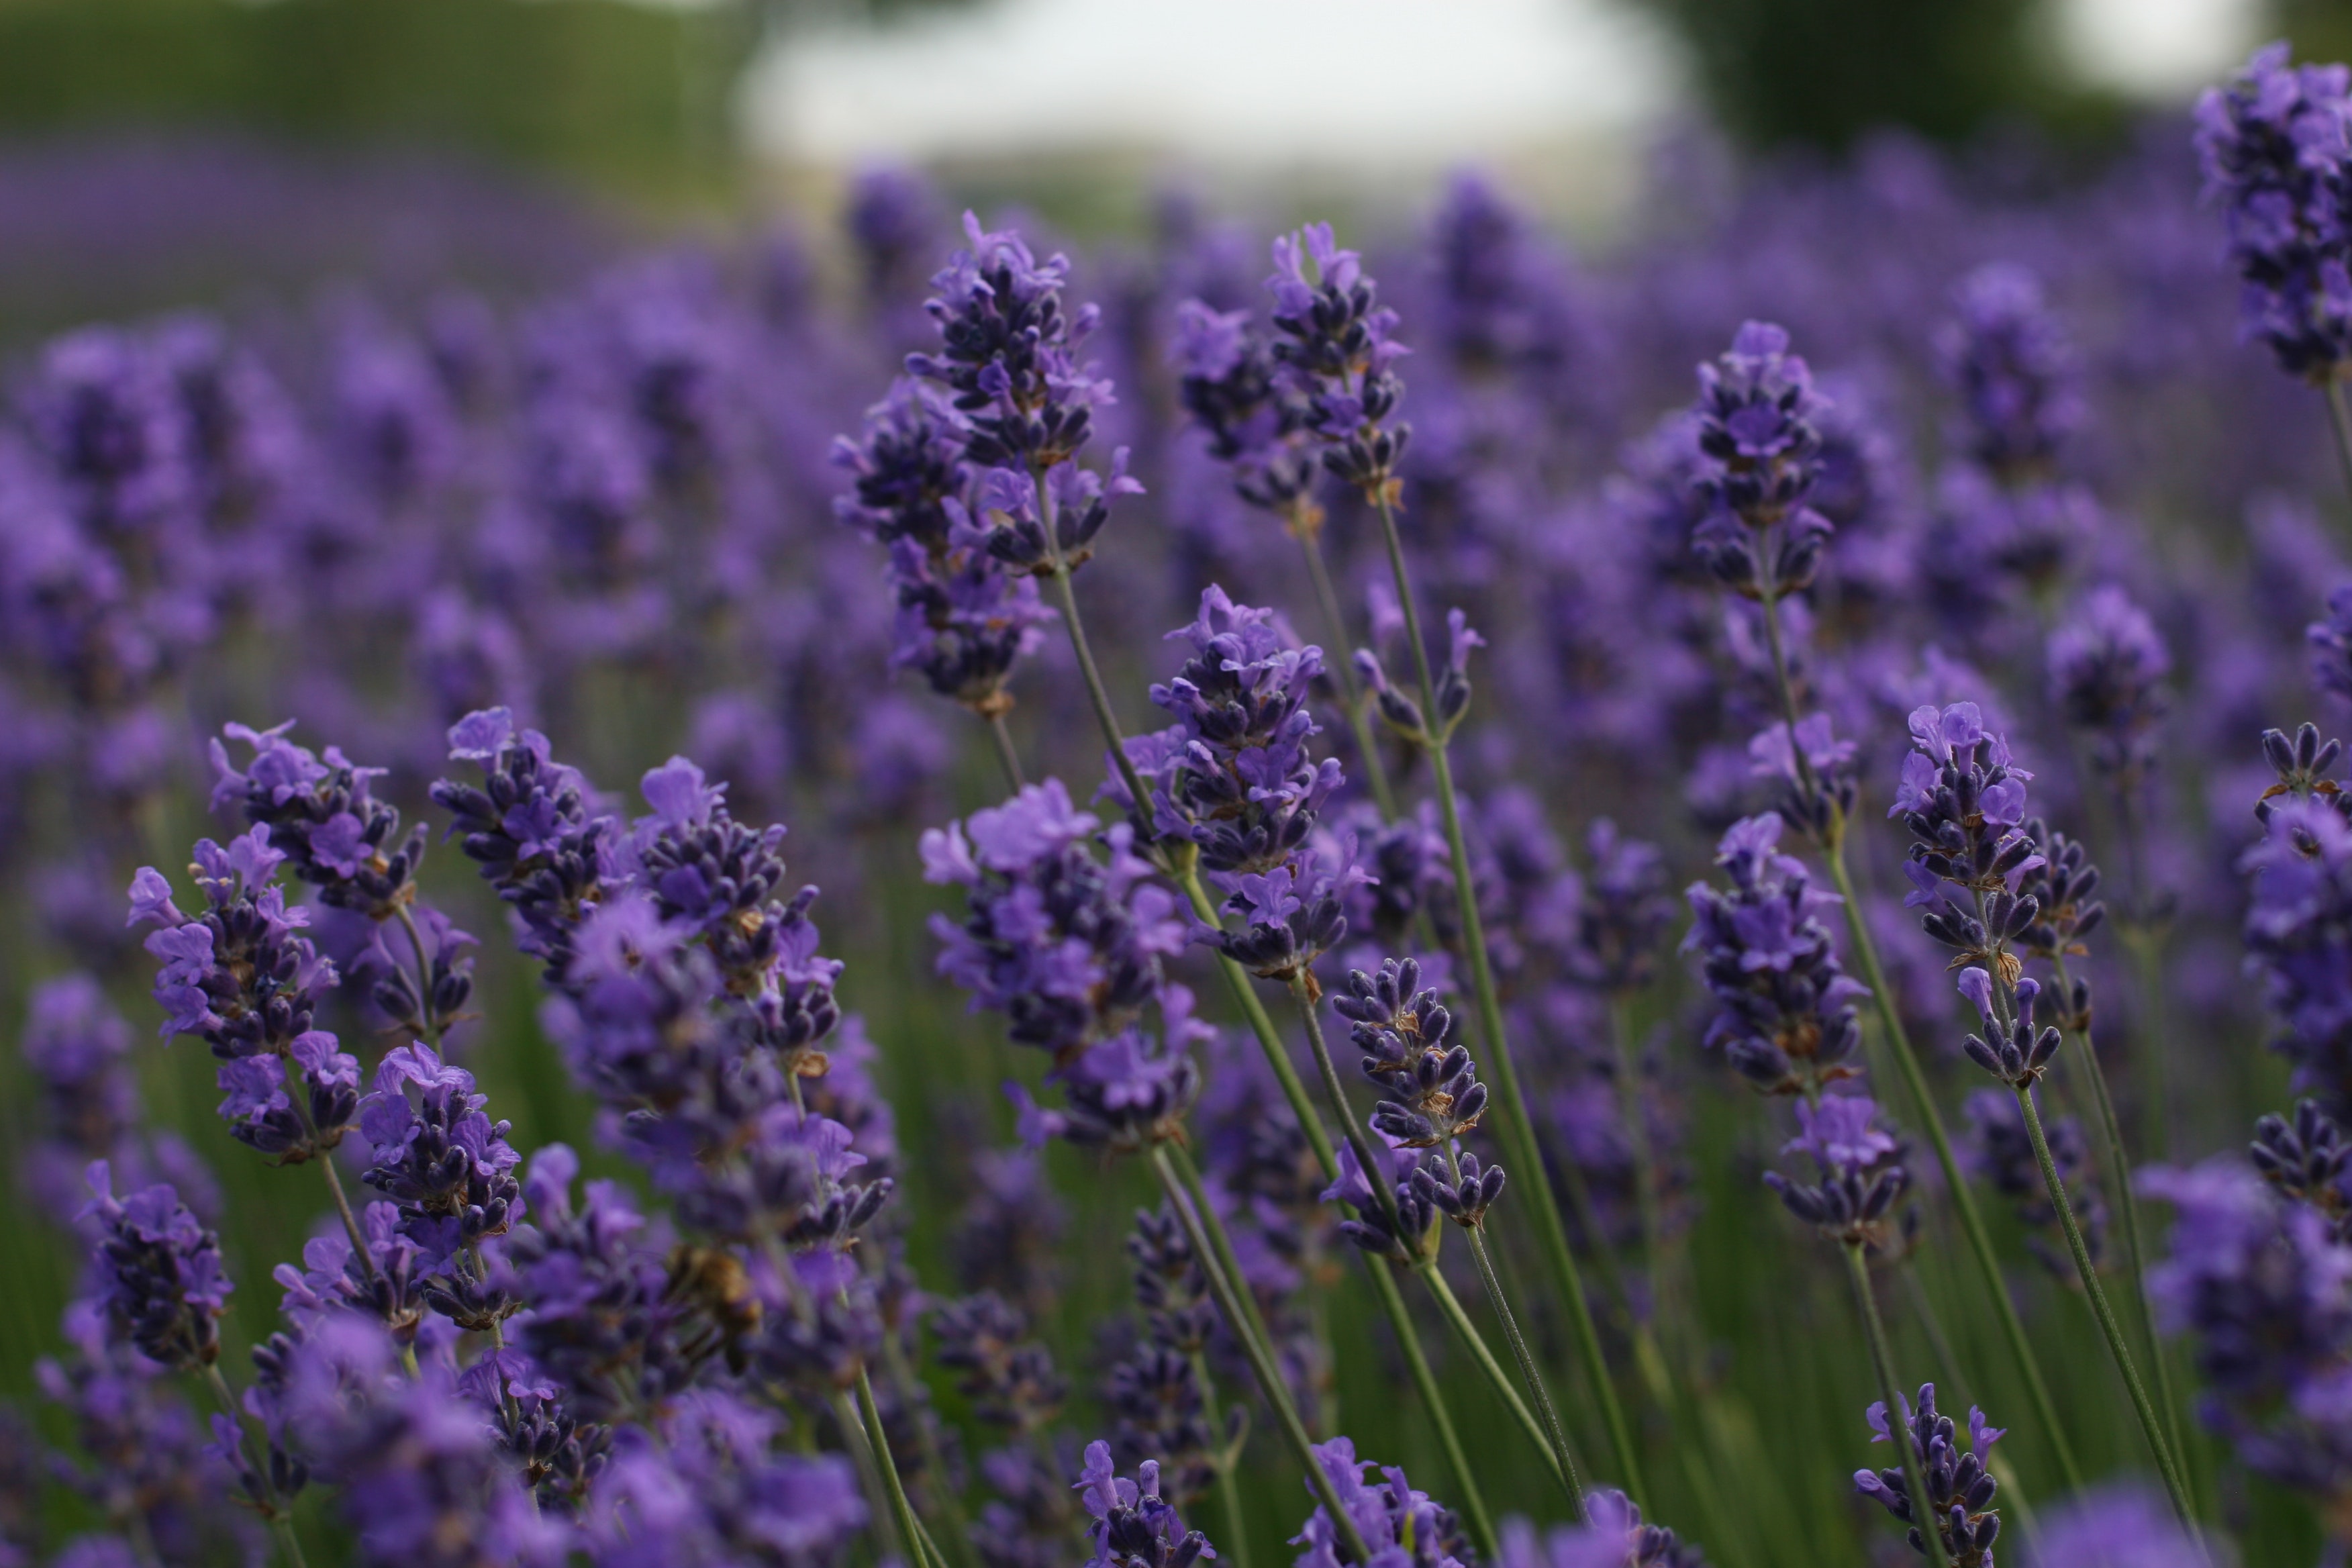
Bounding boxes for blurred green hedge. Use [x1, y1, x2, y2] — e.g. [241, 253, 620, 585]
[0, 0, 756, 203]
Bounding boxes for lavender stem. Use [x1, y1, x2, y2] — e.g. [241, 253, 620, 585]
[1841, 1244, 1955, 1568]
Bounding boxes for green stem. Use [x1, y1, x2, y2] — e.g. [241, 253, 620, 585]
[2050, 953, 2191, 1492]
[1164, 1140, 1304, 1420]
[1189, 1346, 1255, 1568]
[1363, 1261, 1497, 1557]
[1150, 1146, 1371, 1563]
[2010, 1085, 2200, 1535]
[834, 1386, 915, 1568]
[1447, 1149, 1585, 1514]
[1045, 560, 1154, 820]
[1296, 524, 1398, 819]
[1841, 1245, 1953, 1568]
[1287, 973, 1403, 1238]
[1415, 1260, 1585, 1516]
[881, 1331, 983, 1568]
[394, 902, 444, 1048]
[317, 1156, 378, 1287]
[1608, 999, 1666, 1312]
[1821, 848, 2086, 1494]
[856, 1364, 944, 1568]
[985, 711, 1028, 792]
[1367, 483, 1644, 1503]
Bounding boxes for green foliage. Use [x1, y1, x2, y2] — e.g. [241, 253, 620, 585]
[1630, 0, 2100, 151]
[0, 0, 756, 203]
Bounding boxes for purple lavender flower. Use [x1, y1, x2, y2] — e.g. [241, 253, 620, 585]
[1075, 1440, 1216, 1568]
[2140, 1159, 2352, 1500]
[584, 1390, 865, 1568]
[79, 1163, 231, 1371]
[430, 707, 616, 981]
[1291, 1436, 1469, 1568]
[2257, 722, 2352, 828]
[1687, 322, 1832, 601]
[1763, 1094, 1909, 1246]
[21, 326, 191, 542]
[2310, 585, 2352, 708]
[18, 973, 216, 1223]
[127, 826, 362, 1162]
[2250, 1097, 2352, 1235]
[1680, 814, 1867, 1096]
[1173, 298, 1322, 522]
[923, 780, 1189, 1064]
[1333, 959, 1498, 1168]
[1888, 702, 2048, 975]
[1853, 1385, 2004, 1567]
[846, 164, 943, 305]
[1748, 711, 1861, 846]
[356, 1042, 524, 1324]
[2196, 44, 2352, 382]
[1265, 224, 1411, 499]
[210, 721, 434, 922]
[2026, 1485, 2206, 1568]
[934, 1292, 1067, 1435]
[2241, 797, 2352, 1111]
[833, 381, 1056, 716]
[273, 1199, 427, 1348]
[2049, 587, 2171, 786]
[1496, 1489, 1706, 1568]
[1935, 262, 2081, 483]
[281, 1314, 570, 1567]
[911, 212, 1115, 479]
[1956, 969, 2063, 1087]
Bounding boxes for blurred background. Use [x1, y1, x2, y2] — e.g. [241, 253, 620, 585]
[0, 0, 2339, 342]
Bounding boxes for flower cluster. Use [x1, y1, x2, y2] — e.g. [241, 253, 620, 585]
[1681, 814, 1866, 1097]
[2196, 44, 2352, 381]
[1265, 225, 1412, 497]
[1688, 321, 1832, 601]
[1763, 1094, 1908, 1248]
[1293, 1437, 1471, 1568]
[1934, 262, 2080, 484]
[1853, 1385, 2004, 1568]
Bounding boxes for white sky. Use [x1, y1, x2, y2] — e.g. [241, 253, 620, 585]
[743, 0, 2265, 168]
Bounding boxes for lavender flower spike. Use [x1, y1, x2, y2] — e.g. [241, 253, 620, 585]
[1854, 1385, 2003, 1567]
[1076, 1440, 1216, 1568]
[80, 1162, 232, 1370]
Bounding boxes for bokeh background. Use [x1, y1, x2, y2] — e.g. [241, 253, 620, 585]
[6, 1, 2352, 1565]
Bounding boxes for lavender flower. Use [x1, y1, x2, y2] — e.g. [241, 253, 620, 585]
[356, 1042, 524, 1326]
[1681, 814, 1867, 1097]
[2241, 797, 2352, 1111]
[2256, 722, 2351, 827]
[128, 827, 362, 1162]
[912, 213, 1114, 479]
[1172, 299, 1320, 524]
[1076, 1440, 1216, 1568]
[1763, 1094, 1908, 1247]
[584, 1390, 866, 1568]
[2251, 1097, 2352, 1235]
[431, 707, 615, 981]
[281, 1316, 570, 1567]
[2196, 44, 2352, 382]
[79, 1163, 231, 1370]
[1496, 1489, 1707, 1568]
[1853, 1385, 2004, 1567]
[1265, 224, 1411, 499]
[1291, 1436, 1469, 1568]
[1687, 322, 1832, 601]
[1888, 703, 2047, 980]
[2026, 1485, 2208, 1568]
[934, 1292, 1067, 1435]
[1935, 262, 2081, 483]
[922, 781, 1195, 1100]
[1559, 820, 1674, 997]
[1956, 969, 2063, 1087]
[833, 379, 1052, 717]
[2049, 587, 2171, 786]
[209, 720, 430, 920]
[1334, 958, 1496, 1157]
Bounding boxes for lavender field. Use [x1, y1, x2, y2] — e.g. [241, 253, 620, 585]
[11, 38, 2352, 1568]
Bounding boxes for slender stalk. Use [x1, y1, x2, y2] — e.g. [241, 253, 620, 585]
[856, 1364, 945, 1568]
[1445, 1148, 1585, 1514]
[1286, 973, 1403, 1236]
[1362, 1260, 1498, 1557]
[1820, 848, 2086, 1493]
[1608, 999, 1666, 1310]
[1416, 1259, 1586, 1515]
[1150, 1146, 1372, 1563]
[834, 1386, 916, 1568]
[2049, 952, 2191, 1486]
[1164, 1140, 1308, 1420]
[393, 903, 444, 1048]
[1366, 483, 1645, 1502]
[316, 1156, 377, 1285]
[985, 710, 1028, 792]
[1296, 526, 1398, 818]
[2010, 1084, 2200, 1534]
[1032, 551, 1490, 1540]
[202, 1362, 309, 1568]
[1842, 1244, 1954, 1568]
[1188, 1346, 1256, 1568]
[2326, 379, 2352, 513]
[880, 1331, 983, 1568]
